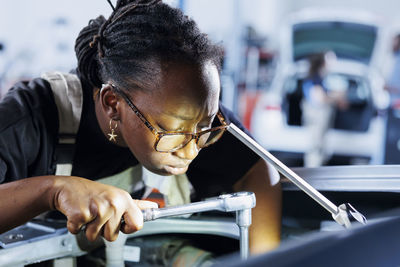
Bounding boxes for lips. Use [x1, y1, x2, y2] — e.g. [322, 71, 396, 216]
[164, 165, 188, 175]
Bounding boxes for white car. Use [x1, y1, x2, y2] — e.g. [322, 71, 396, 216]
[251, 8, 391, 167]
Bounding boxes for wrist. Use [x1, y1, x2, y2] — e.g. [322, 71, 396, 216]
[40, 176, 62, 211]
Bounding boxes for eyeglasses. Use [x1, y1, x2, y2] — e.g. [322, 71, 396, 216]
[108, 83, 228, 153]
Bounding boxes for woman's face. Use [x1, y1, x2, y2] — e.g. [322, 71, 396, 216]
[117, 61, 220, 176]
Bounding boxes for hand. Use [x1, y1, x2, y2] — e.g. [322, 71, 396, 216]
[50, 176, 157, 242]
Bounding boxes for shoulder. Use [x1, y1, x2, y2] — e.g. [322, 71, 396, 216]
[0, 78, 60, 181]
[0, 78, 56, 132]
[219, 103, 252, 136]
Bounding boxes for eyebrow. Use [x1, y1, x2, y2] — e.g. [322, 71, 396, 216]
[163, 111, 218, 121]
[163, 113, 195, 121]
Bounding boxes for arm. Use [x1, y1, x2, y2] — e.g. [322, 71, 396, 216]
[233, 159, 282, 254]
[0, 176, 157, 241]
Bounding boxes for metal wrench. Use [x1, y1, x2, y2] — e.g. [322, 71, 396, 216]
[227, 123, 367, 227]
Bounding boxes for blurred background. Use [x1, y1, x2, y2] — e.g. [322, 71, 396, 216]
[2, 0, 400, 168]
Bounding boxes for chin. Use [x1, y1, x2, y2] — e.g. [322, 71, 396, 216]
[153, 168, 174, 176]
[144, 165, 171, 176]
[144, 162, 189, 176]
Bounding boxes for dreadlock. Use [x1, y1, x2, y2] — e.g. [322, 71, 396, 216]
[75, 0, 223, 91]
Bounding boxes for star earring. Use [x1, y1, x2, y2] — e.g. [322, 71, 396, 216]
[108, 119, 118, 142]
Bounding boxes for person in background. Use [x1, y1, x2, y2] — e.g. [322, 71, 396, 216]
[302, 52, 347, 167]
[0, 0, 281, 255]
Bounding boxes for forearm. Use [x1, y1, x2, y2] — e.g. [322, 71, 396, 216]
[0, 176, 56, 233]
[0, 174, 159, 242]
[248, 181, 281, 253]
[234, 159, 282, 254]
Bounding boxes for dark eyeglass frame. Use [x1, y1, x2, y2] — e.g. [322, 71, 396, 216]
[108, 83, 228, 152]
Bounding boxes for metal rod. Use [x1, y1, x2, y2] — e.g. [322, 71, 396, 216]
[239, 226, 249, 259]
[142, 199, 223, 221]
[227, 123, 339, 215]
[236, 209, 251, 259]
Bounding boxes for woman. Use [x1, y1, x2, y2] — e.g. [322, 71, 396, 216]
[302, 52, 347, 167]
[0, 0, 281, 254]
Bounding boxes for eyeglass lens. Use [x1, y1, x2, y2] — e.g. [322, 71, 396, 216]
[155, 128, 225, 152]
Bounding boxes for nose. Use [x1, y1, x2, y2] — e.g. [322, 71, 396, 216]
[173, 139, 199, 160]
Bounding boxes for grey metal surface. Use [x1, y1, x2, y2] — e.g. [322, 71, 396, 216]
[282, 165, 400, 192]
[0, 222, 66, 248]
[0, 231, 86, 266]
[0, 217, 240, 266]
[129, 217, 239, 239]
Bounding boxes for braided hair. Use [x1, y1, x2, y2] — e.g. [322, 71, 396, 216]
[75, 0, 223, 92]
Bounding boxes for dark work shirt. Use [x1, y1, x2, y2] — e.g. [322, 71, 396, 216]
[0, 75, 260, 198]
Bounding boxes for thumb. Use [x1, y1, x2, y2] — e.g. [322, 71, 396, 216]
[134, 199, 159, 210]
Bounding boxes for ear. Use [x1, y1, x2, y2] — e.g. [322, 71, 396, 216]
[99, 84, 121, 120]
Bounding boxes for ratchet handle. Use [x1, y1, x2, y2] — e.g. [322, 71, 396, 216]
[140, 191, 255, 222]
[142, 208, 156, 222]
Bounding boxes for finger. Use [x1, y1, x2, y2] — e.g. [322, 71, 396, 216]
[135, 199, 159, 210]
[66, 208, 95, 234]
[121, 202, 144, 234]
[85, 217, 106, 242]
[103, 212, 124, 242]
[85, 199, 112, 241]
[67, 220, 82, 235]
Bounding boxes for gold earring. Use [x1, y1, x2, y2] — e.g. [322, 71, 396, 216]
[108, 119, 118, 142]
